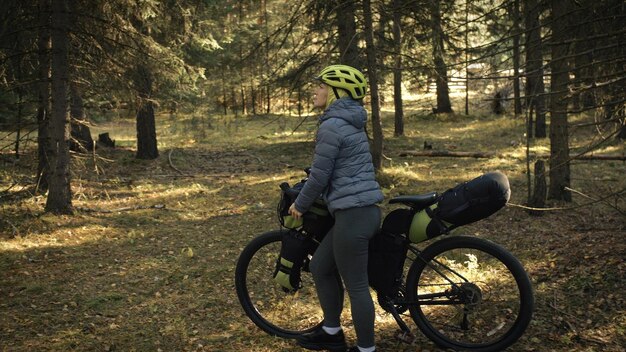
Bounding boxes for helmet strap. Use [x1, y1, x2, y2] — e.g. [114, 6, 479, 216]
[332, 87, 341, 100]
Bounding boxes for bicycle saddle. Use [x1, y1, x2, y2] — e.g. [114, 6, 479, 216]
[389, 192, 439, 209]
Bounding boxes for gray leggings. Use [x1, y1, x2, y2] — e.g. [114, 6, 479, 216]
[309, 205, 381, 348]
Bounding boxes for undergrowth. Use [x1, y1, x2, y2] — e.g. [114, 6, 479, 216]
[1, 110, 624, 351]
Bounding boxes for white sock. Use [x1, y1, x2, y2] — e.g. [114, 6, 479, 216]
[358, 346, 376, 352]
[321, 326, 342, 335]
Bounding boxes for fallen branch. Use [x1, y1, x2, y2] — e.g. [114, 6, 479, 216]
[1, 182, 17, 195]
[75, 204, 169, 213]
[399, 150, 625, 161]
[153, 174, 233, 179]
[168, 149, 189, 175]
[399, 150, 497, 158]
[244, 152, 263, 163]
[569, 154, 625, 161]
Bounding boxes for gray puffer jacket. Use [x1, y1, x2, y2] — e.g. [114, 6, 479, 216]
[294, 98, 384, 215]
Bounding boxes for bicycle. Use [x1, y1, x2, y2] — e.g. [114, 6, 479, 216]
[235, 173, 534, 352]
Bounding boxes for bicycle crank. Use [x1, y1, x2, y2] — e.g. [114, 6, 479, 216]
[395, 329, 416, 344]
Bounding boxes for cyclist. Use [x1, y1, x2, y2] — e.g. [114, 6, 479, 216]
[288, 64, 383, 352]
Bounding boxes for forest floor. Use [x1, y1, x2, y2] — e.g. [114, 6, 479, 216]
[1, 109, 625, 352]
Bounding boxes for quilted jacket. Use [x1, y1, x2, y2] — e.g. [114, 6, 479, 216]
[294, 98, 383, 215]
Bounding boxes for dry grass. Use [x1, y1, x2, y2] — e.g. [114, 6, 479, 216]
[1, 109, 624, 351]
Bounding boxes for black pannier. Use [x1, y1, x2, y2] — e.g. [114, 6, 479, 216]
[274, 180, 334, 291]
[368, 209, 412, 299]
[273, 230, 317, 292]
[409, 171, 511, 243]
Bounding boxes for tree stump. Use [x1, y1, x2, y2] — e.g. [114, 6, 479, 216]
[70, 121, 94, 152]
[97, 133, 115, 148]
[492, 91, 505, 115]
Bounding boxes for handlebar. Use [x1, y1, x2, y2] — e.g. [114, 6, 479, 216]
[280, 182, 300, 199]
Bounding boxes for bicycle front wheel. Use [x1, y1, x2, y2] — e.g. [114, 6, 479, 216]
[406, 236, 534, 352]
[234, 230, 323, 338]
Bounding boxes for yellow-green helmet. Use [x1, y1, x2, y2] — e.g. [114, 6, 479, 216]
[316, 64, 367, 100]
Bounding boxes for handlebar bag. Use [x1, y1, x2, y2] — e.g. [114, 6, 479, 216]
[409, 171, 511, 243]
[277, 181, 334, 240]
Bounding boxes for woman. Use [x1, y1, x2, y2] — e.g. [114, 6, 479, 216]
[289, 64, 383, 352]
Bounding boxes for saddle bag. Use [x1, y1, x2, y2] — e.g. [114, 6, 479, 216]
[409, 171, 511, 243]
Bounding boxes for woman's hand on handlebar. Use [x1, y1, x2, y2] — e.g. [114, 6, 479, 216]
[288, 203, 303, 220]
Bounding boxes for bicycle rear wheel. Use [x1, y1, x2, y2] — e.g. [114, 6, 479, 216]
[235, 230, 323, 338]
[406, 236, 534, 352]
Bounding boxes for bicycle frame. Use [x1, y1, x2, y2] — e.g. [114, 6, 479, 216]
[374, 240, 477, 341]
[236, 172, 532, 350]
[236, 228, 533, 351]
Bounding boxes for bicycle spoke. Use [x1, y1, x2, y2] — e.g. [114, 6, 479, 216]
[407, 236, 533, 350]
[236, 231, 323, 337]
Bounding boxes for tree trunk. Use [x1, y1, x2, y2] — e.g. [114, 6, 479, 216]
[231, 87, 238, 117]
[13, 72, 23, 160]
[221, 63, 227, 115]
[363, 0, 383, 170]
[67, 0, 91, 154]
[393, 0, 404, 137]
[512, 0, 522, 116]
[464, 0, 470, 115]
[431, 0, 452, 113]
[15, 85, 23, 159]
[135, 64, 159, 160]
[548, 0, 572, 201]
[263, 0, 270, 114]
[136, 101, 158, 159]
[237, 3, 247, 116]
[251, 82, 257, 115]
[7, 28, 25, 160]
[336, 0, 359, 68]
[70, 83, 94, 153]
[572, 22, 596, 110]
[45, 0, 72, 214]
[36, 0, 51, 192]
[528, 160, 546, 216]
[297, 86, 302, 117]
[524, 0, 546, 138]
[240, 83, 247, 115]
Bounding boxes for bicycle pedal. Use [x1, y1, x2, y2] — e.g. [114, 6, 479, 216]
[395, 329, 416, 344]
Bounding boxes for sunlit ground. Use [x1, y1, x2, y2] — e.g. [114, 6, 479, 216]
[1, 100, 624, 351]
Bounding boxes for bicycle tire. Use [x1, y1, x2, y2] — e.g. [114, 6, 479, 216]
[235, 230, 323, 338]
[406, 236, 534, 352]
